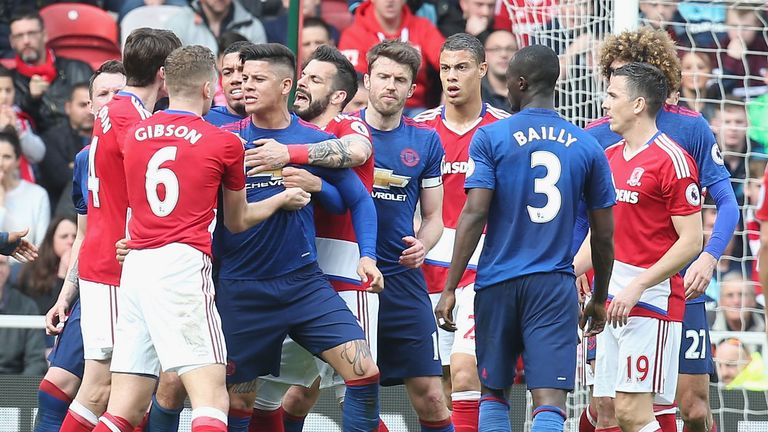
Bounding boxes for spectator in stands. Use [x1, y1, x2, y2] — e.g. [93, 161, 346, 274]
[713, 272, 766, 333]
[117, 0, 190, 22]
[480, 29, 515, 112]
[716, 338, 752, 386]
[0, 254, 46, 375]
[339, 0, 445, 114]
[716, 6, 768, 98]
[710, 101, 749, 194]
[300, 17, 334, 62]
[0, 128, 49, 247]
[17, 215, 75, 315]
[344, 72, 368, 112]
[747, 69, 768, 151]
[9, 10, 93, 133]
[165, 0, 267, 56]
[639, 0, 689, 45]
[262, 0, 338, 45]
[39, 83, 92, 211]
[678, 51, 715, 114]
[440, 0, 497, 41]
[0, 66, 44, 184]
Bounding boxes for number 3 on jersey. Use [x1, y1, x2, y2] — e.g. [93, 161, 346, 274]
[146, 146, 180, 217]
[527, 151, 561, 223]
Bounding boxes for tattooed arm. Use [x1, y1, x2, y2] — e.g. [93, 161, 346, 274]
[245, 134, 373, 174]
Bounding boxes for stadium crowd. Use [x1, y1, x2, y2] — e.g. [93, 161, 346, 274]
[0, 0, 767, 430]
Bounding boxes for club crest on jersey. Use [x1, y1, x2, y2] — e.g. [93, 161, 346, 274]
[627, 167, 644, 187]
[400, 148, 420, 167]
[686, 183, 701, 206]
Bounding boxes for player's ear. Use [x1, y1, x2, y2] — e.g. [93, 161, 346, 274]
[363, 73, 371, 90]
[633, 96, 645, 115]
[407, 83, 416, 98]
[330, 90, 347, 107]
[281, 77, 293, 95]
[478, 61, 488, 79]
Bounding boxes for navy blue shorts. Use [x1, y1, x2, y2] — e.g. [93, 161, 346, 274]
[48, 299, 85, 378]
[679, 301, 715, 374]
[377, 268, 442, 386]
[475, 272, 579, 391]
[216, 263, 365, 384]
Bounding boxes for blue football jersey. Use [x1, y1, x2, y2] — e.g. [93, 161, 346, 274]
[466, 108, 615, 289]
[357, 110, 445, 276]
[72, 146, 90, 215]
[215, 115, 372, 280]
[204, 105, 245, 127]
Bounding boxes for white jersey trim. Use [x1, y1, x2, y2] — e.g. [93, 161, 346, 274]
[412, 106, 442, 122]
[656, 134, 691, 179]
[315, 237, 361, 282]
[425, 227, 484, 268]
[421, 176, 443, 188]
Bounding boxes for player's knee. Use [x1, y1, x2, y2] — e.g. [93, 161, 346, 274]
[228, 390, 257, 411]
[450, 365, 480, 393]
[412, 386, 449, 419]
[282, 386, 315, 416]
[156, 375, 187, 410]
[680, 396, 709, 425]
[594, 397, 616, 426]
[44, 368, 81, 398]
[79, 382, 111, 409]
[614, 403, 645, 430]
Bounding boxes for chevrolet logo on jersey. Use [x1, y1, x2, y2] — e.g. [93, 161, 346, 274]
[372, 168, 409, 202]
[246, 168, 283, 189]
[373, 168, 410, 189]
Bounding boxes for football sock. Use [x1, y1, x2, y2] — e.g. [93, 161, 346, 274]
[531, 405, 566, 432]
[145, 394, 182, 432]
[282, 410, 304, 432]
[93, 413, 133, 432]
[451, 391, 480, 432]
[344, 375, 379, 431]
[227, 408, 252, 432]
[478, 395, 510, 432]
[60, 400, 99, 432]
[192, 407, 227, 432]
[249, 408, 284, 432]
[35, 379, 73, 432]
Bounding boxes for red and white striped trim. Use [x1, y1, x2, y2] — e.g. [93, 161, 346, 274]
[652, 320, 670, 394]
[655, 134, 692, 179]
[200, 255, 225, 364]
[486, 104, 511, 119]
[412, 106, 442, 122]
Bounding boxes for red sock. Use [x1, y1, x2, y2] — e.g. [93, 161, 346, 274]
[451, 400, 479, 432]
[60, 408, 97, 432]
[93, 413, 134, 432]
[192, 416, 227, 432]
[579, 404, 597, 432]
[133, 411, 149, 432]
[655, 413, 677, 432]
[249, 408, 285, 432]
[595, 428, 621, 432]
[378, 418, 389, 432]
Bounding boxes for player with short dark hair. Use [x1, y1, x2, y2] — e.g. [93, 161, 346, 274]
[351, 39, 453, 432]
[445, 44, 615, 432]
[48, 28, 181, 432]
[577, 26, 737, 432]
[216, 42, 381, 432]
[206, 41, 254, 126]
[416, 33, 510, 432]
[575, 62, 703, 432]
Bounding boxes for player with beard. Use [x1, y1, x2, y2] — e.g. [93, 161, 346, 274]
[244, 44, 385, 432]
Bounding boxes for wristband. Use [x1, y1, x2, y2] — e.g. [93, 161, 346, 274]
[287, 144, 309, 165]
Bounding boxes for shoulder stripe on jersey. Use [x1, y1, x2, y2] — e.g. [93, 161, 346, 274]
[585, 116, 610, 130]
[605, 140, 624, 152]
[412, 106, 442, 122]
[131, 97, 151, 120]
[485, 104, 511, 119]
[421, 176, 442, 188]
[656, 134, 691, 179]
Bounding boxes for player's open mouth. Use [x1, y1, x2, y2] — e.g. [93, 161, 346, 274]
[295, 92, 310, 103]
[230, 89, 243, 100]
[446, 86, 461, 96]
[244, 96, 258, 104]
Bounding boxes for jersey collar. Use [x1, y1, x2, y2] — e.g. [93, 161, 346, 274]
[164, 109, 197, 117]
[117, 90, 145, 108]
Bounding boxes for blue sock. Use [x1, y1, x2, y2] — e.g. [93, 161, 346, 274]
[283, 411, 306, 432]
[344, 376, 379, 431]
[478, 395, 510, 432]
[34, 380, 71, 432]
[145, 395, 183, 432]
[419, 418, 455, 432]
[228, 409, 252, 432]
[531, 406, 566, 432]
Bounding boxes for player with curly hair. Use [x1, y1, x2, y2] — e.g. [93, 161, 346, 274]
[574, 26, 738, 432]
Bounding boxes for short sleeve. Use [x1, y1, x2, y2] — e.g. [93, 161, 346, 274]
[584, 147, 616, 210]
[421, 131, 444, 189]
[661, 153, 702, 216]
[72, 150, 89, 215]
[688, 115, 730, 188]
[465, 128, 496, 190]
[222, 134, 246, 191]
[332, 116, 371, 140]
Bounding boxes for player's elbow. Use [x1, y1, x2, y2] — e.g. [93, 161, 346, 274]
[224, 218, 248, 234]
[348, 145, 371, 167]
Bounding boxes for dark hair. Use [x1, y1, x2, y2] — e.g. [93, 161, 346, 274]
[218, 31, 249, 56]
[306, 45, 358, 106]
[240, 43, 296, 80]
[9, 8, 44, 30]
[88, 60, 126, 98]
[0, 65, 12, 80]
[0, 127, 21, 159]
[303, 17, 332, 38]
[68, 82, 90, 101]
[367, 40, 421, 84]
[441, 33, 485, 64]
[164, 45, 217, 97]
[123, 28, 182, 87]
[612, 62, 668, 116]
[507, 44, 559, 91]
[18, 215, 77, 300]
[222, 40, 255, 58]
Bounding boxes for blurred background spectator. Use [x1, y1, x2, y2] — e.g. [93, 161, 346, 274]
[0, 254, 46, 375]
[0, 66, 44, 184]
[714, 6, 768, 98]
[343, 72, 369, 113]
[117, 0, 189, 22]
[0, 128, 49, 247]
[165, 0, 267, 56]
[9, 9, 93, 132]
[715, 337, 768, 390]
[712, 272, 765, 333]
[300, 17, 335, 62]
[17, 215, 75, 315]
[481, 29, 515, 113]
[678, 50, 714, 114]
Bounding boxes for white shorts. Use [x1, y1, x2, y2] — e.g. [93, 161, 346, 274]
[593, 317, 681, 404]
[430, 292, 456, 366]
[451, 285, 476, 358]
[110, 243, 226, 376]
[79, 279, 118, 360]
[258, 291, 379, 399]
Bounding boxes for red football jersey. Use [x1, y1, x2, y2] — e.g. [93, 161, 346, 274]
[315, 114, 374, 292]
[123, 111, 245, 256]
[605, 132, 701, 322]
[79, 92, 151, 286]
[413, 103, 510, 293]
